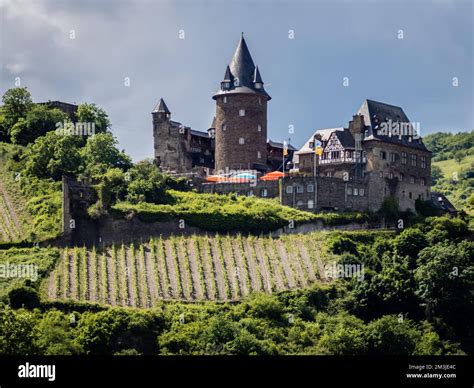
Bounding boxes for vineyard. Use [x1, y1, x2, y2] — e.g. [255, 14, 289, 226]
[0, 184, 23, 242]
[46, 233, 333, 306]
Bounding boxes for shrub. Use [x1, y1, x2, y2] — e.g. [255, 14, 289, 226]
[8, 286, 40, 309]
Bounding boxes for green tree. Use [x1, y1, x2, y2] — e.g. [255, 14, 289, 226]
[22, 132, 83, 180]
[0, 306, 38, 355]
[76, 103, 110, 134]
[365, 315, 419, 355]
[36, 310, 82, 355]
[394, 228, 428, 268]
[10, 105, 68, 145]
[415, 241, 474, 352]
[81, 133, 132, 177]
[1, 87, 33, 136]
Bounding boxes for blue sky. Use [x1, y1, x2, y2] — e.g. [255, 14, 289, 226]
[1, 0, 473, 161]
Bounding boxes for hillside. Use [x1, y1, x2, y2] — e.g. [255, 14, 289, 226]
[425, 131, 474, 213]
[45, 233, 335, 306]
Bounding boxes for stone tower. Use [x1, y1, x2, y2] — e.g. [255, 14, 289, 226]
[213, 34, 271, 172]
[152, 98, 191, 172]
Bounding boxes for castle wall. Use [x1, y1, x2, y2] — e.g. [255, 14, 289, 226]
[364, 140, 431, 211]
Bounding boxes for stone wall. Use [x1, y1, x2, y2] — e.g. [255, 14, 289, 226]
[364, 140, 431, 211]
[214, 94, 268, 171]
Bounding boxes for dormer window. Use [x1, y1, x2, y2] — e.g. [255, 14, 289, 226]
[254, 82, 262, 89]
[222, 82, 230, 90]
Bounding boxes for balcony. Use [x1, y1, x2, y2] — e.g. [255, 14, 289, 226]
[320, 157, 367, 165]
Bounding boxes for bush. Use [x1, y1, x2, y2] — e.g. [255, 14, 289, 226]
[8, 286, 40, 309]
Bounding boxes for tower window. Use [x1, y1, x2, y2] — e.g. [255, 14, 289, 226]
[223, 96, 227, 104]
[259, 97, 262, 105]
[239, 137, 245, 145]
[239, 109, 245, 116]
[222, 124, 226, 131]
[257, 124, 261, 132]
[257, 151, 261, 159]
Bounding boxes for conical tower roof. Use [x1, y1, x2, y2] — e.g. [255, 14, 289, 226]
[152, 98, 170, 114]
[213, 34, 270, 100]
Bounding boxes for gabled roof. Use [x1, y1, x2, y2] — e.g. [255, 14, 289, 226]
[153, 98, 170, 114]
[213, 35, 271, 100]
[295, 128, 344, 155]
[333, 129, 355, 148]
[357, 99, 428, 150]
[430, 192, 457, 213]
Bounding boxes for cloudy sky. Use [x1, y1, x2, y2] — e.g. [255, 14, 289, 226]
[1, 0, 472, 161]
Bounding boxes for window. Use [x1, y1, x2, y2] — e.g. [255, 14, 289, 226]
[390, 153, 397, 162]
[257, 124, 262, 132]
[402, 152, 407, 164]
[286, 186, 293, 194]
[296, 185, 304, 193]
[411, 154, 417, 167]
[420, 177, 426, 186]
[347, 187, 352, 195]
[239, 137, 245, 145]
[257, 151, 261, 159]
[261, 188, 268, 197]
[389, 172, 394, 179]
[248, 190, 254, 196]
[421, 156, 426, 169]
[307, 184, 314, 193]
[379, 172, 383, 178]
[380, 151, 387, 160]
[410, 176, 415, 184]
[326, 172, 332, 177]
[296, 200, 304, 207]
[239, 109, 245, 116]
[307, 200, 314, 209]
[353, 188, 359, 196]
[359, 188, 365, 196]
[409, 192, 412, 199]
[400, 173, 404, 181]
[259, 97, 262, 105]
[222, 124, 226, 131]
[223, 96, 227, 103]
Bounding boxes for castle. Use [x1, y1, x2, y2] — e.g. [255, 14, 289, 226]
[154, 35, 432, 213]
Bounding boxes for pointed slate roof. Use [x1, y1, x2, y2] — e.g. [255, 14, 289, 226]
[213, 35, 271, 100]
[153, 98, 170, 114]
[209, 116, 216, 129]
[357, 99, 428, 151]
